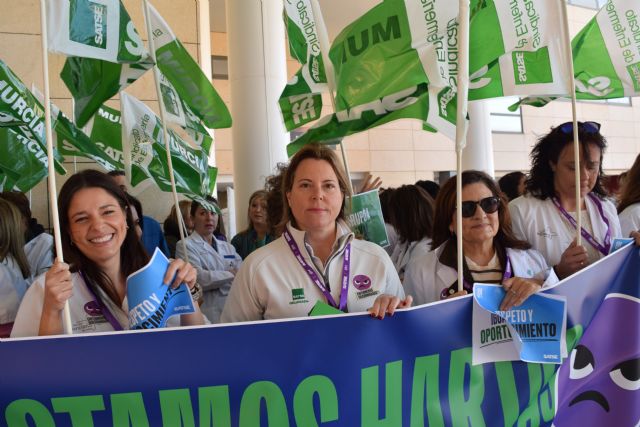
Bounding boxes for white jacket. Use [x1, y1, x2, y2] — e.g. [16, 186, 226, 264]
[619, 203, 640, 238]
[403, 243, 558, 306]
[390, 237, 431, 281]
[176, 232, 242, 323]
[24, 233, 53, 285]
[509, 194, 621, 267]
[221, 221, 404, 322]
[0, 256, 28, 324]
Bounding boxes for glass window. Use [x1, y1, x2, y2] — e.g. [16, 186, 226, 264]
[488, 96, 523, 133]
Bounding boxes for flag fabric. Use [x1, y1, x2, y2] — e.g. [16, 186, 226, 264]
[0, 60, 66, 175]
[46, 0, 147, 63]
[82, 104, 126, 170]
[516, 0, 640, 109]
[468, 0, 570, 101]
[146, 2, 231, 129]
[0, 127, 50, 192]
[120, 92, 216, 202]
[278, 0, 327, 131]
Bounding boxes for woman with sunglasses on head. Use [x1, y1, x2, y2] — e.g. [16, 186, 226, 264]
[404, 171, 557, 308]
[221, 144, 410, 322]
[11, 170, 205, 337]
[509, 122, 623, 280]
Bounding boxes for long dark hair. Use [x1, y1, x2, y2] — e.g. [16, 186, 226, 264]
[432, 171, 530, 283]
[389, 185, 434, 243]
[58, 170, 149, 304]
[618, 153, 640, 213]
[526, 124, 607, 200]
[498, 171, 525, 201]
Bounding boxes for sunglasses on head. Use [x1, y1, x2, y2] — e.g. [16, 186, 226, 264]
[461, 196, 500, 218]
[557, 121, 601, 135]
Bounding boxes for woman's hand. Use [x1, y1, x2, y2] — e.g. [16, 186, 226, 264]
[42, 259, 73, 313]
[500, 277, 543, 311]
[164, 258, 197, 290]
[368, 294, 413, 319]
[555, 239, 588, 279]
[358, 174, 382, 194]
[631, 230, 640, 246]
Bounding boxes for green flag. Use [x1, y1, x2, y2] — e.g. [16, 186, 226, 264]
[346, 189, 389, 248]
[278, 0, 327, 131]
[0, 60, 66, 175]
[147, 2, 232, 129]
[120, 92, 216, 199]
[0, 127, 50, 192]
[83, 104, 126, 169]
[516, 0, 640, 109]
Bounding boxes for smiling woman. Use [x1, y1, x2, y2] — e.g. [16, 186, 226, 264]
[11, 170, 205, 337]
[221, 144, 410, 323]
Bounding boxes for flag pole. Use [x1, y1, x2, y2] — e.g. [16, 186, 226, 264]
[309, 0, 355, 196]
[39, 0, 73, 334]
[560, 1, 582, 247]
[455, 0, 471, 292]
[142, 0, 190, 262]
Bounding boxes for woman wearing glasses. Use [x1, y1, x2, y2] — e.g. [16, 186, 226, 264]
[509, 122, 622, 279]
[404, 171, 557, 308]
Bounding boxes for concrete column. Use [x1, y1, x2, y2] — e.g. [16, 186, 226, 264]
[226, 0, 289, 231]
[462, 100, 495, 178]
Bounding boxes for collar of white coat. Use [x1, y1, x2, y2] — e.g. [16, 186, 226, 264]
[188, 231, 222, 247]
[286, 220, 354, 260]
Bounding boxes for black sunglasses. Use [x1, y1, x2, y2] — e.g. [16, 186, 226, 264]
[557, 121, 601, 135]
[461, 196, 500, 218]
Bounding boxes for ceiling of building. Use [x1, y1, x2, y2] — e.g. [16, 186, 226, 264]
[209, 0, 381, 39]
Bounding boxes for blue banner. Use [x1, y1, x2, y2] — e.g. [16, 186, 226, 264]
[1, 246, 638, 426]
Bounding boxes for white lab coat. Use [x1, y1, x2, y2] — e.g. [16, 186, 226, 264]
[403, 243, 558, 306]
[176, 232, 242, 323]
[509, 194, 621, 268]
[0, 256, 28, 325]
[619, 203, 640, 238]
[390, 237, 431, 281]
[24, 233, 53, 285]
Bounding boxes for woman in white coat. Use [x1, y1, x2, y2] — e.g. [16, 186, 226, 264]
[176, 198, 242, 323]
[221, 144, 410, 322]
[387, 185, 434, 282]
[509, 122, 631, 279]
[618, 154, 640, 237]
[404, 171, 557, 308]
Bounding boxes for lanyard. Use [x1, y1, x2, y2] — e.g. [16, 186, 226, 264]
[80, 272, 124, 331]
[283, 228, 351, 311]
[440, 255, 513, 299]
[551, 194, 611, 255]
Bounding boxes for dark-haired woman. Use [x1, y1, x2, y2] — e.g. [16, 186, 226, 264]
[11, 170, 204, 337]
[509, 122, 622, 279]
[498, 171, 526, 202]
[618, 154, 640, 237]
[404, 171, 557, 309]
[221, 144, 409, 322]
[388, 185, 434, 282]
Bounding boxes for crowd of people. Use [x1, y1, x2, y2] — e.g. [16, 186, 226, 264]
[1, 121, 639, 337]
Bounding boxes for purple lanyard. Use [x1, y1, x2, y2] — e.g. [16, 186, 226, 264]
[283, 228, 351, 311]
[441, 255, 513, 298]
[80, 272, 124, 331]
[551, 194, 611, 255]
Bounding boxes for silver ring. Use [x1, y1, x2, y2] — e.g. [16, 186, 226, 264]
[510, 290, 517, 295]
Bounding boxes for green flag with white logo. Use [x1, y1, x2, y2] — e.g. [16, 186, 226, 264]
[346, 189, 389, 248]
[120, 92, 216, 200]
[278, 0, 327, 131]
[0, 60, 66, 175]
[146, 2, 231, 129]
[515, 0, 640, 109]
[0, 127, 51, 192]
[82, 104, 126, 170]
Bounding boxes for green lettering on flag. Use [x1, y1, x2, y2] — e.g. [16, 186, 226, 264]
[147, 2, 231, 129]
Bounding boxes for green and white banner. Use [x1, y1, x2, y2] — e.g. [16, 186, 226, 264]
[0, 127, 50, 192]
[47, 0, 147, 63]
[157, 72, 210, 138]
[278, 0, 327, 131]
[147, 2, 232, 129]
[346, 189, 389, 248]
[0, 60, 66, 175]
[120, 92, 216, 202]
[60, 55, 153, 128]
[83, 104, 125, 170]
[468, 0, 570, 100]
[517, 0, 640, 109]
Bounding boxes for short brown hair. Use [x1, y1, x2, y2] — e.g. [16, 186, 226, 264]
[280, 144, 351, 230]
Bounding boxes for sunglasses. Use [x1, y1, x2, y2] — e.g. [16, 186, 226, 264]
[461, 196, 500, 218]
[557, 121, 601, 135]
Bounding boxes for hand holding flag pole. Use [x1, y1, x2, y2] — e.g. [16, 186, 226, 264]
[456, 0, 471, 292]
[309, 0, 355, 197]
[559, 1, 583, 247]
[39, 0, 73, 334]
